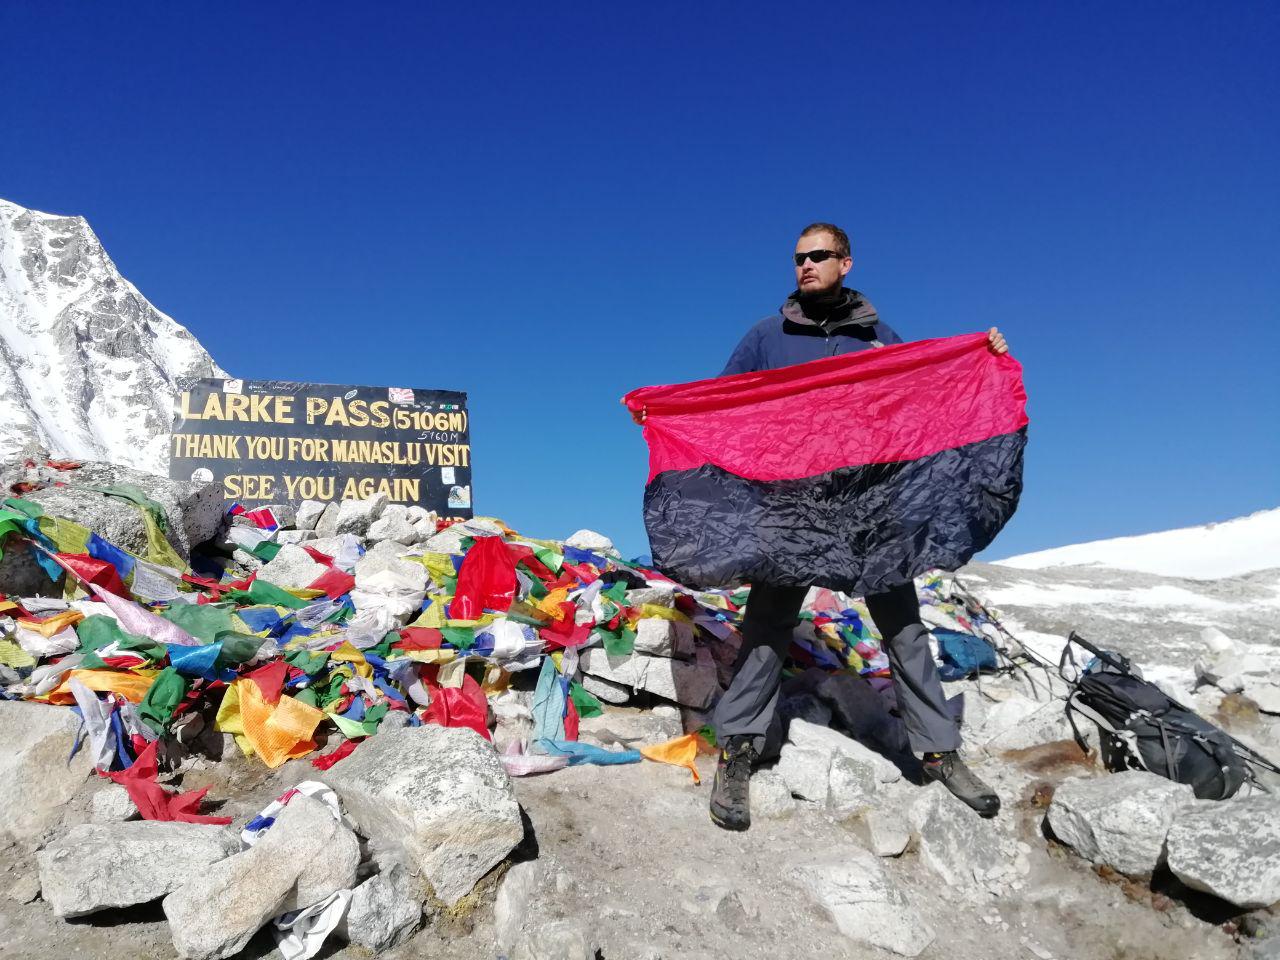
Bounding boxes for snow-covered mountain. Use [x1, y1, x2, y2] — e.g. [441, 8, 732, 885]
[0, 197, 226, 474]
[972, 507, 1280, 692]
[995, 507, 1280, 580]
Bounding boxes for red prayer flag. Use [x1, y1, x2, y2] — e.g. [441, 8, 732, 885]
[452, 536, 517, 620]
[105, 741, 231, 825]
[311, 738, 360, 770]
[54, 553, 129, 597]
[308, 567, 354, 600]
[563, 695, 580, 742]
[244, 661, 288, 705]
[303, 546, 336, 567]
[422, 675, 490, 740]
[397, 627, 443, 650]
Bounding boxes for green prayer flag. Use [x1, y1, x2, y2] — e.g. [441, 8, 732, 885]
[331, 713, 375, 739]
[325, 605, 353, 624]
[601, 624, 636, 657]
[442, 626, 476, 651]
[252, 541, 282, 563]
[0, 509, 31, 564]
[569, 682, 603, 719]
[604, 580, 629, 604]
[247, 578, 309, 609]
[2, 498, 43, 520]
[284, 649, 330, 676]
[366, 632, 397, 658]
[214, 632, 265, 669]
[138, 667, 188, 734]
[82, 482, 169, 531]
[76, 614, 166, 661]
[295, 687, 319, 708]
[312, 671, 349, 707]
[160, 603, 238, 644]
[532, 545, 563, 573]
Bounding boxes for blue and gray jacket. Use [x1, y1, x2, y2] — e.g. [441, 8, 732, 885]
[721, 287, 902, 376]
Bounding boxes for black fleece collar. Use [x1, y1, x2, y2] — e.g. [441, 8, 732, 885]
[780, 287, 879, 334]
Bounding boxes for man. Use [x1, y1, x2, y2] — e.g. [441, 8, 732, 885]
[632, 222, 1009, 831]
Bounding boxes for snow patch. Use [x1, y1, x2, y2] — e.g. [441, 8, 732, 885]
[995, 508, 1280, 580]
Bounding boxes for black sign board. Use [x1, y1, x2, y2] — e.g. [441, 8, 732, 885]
[170, 378, 473, 517]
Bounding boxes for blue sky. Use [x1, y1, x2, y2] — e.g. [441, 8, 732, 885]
[3, 2, 1277, 559]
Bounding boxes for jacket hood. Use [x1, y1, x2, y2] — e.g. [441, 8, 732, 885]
[780, 287, 879, 332]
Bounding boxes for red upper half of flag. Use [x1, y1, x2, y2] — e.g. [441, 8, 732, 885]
[624, 332, 1029, 483]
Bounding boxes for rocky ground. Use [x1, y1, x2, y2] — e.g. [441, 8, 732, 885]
[2, 459, 1278, 960]
[2, 661, 1277, 960]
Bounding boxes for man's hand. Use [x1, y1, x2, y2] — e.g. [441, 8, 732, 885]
[621, 398, 646, 424]
[987, 327, 1009, 355]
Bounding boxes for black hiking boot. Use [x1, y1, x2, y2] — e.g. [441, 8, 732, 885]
[922, 751, 1000, 818]
[709, 735, 757, 832]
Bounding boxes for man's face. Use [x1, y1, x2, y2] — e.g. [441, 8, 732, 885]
[794, 231, 852, 296]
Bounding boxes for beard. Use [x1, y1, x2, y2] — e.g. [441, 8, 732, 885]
[797, 276, 843, 302]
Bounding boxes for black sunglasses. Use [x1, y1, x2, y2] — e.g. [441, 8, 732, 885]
[794, 249, 842, 266]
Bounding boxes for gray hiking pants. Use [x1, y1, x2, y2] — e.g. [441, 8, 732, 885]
[711, 582, 962, 755]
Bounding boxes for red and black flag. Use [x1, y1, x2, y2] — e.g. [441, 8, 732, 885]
[624, 332, 1028, 595]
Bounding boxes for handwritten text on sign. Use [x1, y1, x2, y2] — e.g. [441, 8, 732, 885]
[170, 379, 473, 515]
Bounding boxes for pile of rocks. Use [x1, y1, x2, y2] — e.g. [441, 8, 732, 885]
[1048, 769, 1280, 910]
[22, 722, 522, 959]
[1196, 626, 1280, 716]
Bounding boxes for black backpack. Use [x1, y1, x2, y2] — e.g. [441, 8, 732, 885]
[1062, 633, 1270, 800]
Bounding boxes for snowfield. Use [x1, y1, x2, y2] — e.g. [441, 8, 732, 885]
[995, 507, 1280, 579]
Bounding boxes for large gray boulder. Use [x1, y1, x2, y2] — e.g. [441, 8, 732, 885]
[1166, 795, 1280, 908]
[314, 500, 341, 538]
[89, 784, 139, 823]
[576, 710, 682, 749]
[295, 499, 326, 531]
[579, 647, 719, 709]
[0, 701, 94, 842]
[275, 529, 318, 546]
[1047, 771, 1194, 876]
[625, 584, 677, 608]
[256, 543, 328, 590]
[37, 821, 239, 918]
[16, 459, 222, 559]
[909, 782, 1017, 896]
[335, 493, 388, 537]
[162, 795, 360, 960]
[787, 718, 902, 784]
[325, 725, 523, 906]
[494, 859, 546, 952]
[750, 768, 797, 820]
[827, 752, 878, 818]
[983, 698, 1074, 753]
[859, 808, 911, 857]
[366, 512, 420, 546]
[581, 674, 631, 705]
[777, 743, 831, 802]
[338, 862, 425, 951]
[632, 618, 696, 659]
[788, 848, 934, 957]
